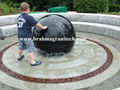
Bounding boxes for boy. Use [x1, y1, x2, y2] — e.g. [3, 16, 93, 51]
[17, 2, 47, 66]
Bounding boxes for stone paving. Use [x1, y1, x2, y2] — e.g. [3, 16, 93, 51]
[0, 35, 22, 90]
[78, 32, 120, 90]
[0, 32, 120, 90]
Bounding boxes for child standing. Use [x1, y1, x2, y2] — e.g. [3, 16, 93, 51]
[17, 2, 47, 66]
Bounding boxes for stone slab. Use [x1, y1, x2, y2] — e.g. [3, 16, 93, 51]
[0, 25, 17, 37]
[72, 22, 120, 39]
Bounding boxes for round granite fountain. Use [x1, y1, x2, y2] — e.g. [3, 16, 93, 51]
[33, 14, 76, 56]
[0, 13, 120, 90]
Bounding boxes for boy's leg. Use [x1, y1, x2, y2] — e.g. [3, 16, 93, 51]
[18, 49, 24, 60]
[18, 40, 26, 60]
[25, 40, 41, 66]
[29, 53, 36, 64]
[18, 49, 23, 58]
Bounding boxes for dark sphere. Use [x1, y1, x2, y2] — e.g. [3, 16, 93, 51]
[33, 14, 76, 55]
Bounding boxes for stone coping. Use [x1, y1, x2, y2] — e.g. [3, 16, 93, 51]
[1, 22, 120, 40]
[0, 13, 120, 39]
[0, 13, 120, 26]
[72, 22, 120, 40]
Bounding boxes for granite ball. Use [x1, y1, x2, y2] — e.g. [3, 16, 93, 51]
[33, 14, 76, 55]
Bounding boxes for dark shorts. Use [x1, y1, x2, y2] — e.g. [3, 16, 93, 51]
[18, 39, 35, 53]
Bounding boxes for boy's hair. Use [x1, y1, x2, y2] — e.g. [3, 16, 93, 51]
[20, 2, 30, 11]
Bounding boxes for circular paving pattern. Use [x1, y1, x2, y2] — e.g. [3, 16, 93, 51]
[0, 38, 113, 83]
[0, 37, 120, 90]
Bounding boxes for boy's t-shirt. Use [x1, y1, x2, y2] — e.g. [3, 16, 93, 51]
[17, 13, 37, 38]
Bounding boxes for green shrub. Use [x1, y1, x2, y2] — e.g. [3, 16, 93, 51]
[0, 2, 18, 15]
[0, 2, 9, 15]
[98, 0, 109, 12]
[73, 0, 109, 13]
[109, 0, 120, 12]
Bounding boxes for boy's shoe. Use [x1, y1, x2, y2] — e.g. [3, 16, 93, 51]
[0, 37, 5, 40]
[18, 55, 24, 61]
[30, 61, 41, 66]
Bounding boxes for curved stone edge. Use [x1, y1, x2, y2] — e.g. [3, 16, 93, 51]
[112, 87, 120, 90]
[1, 13, 120, 26]
[0, 39, 120, 90]
[1, 13, 120, 40]
[0, 25, 17, 37]
[73, 22, 120, 40]
[1, 21, 120, 40]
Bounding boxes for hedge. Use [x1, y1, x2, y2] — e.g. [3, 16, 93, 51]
[109, 0, 120, 12]
[73, 0, 109, 13]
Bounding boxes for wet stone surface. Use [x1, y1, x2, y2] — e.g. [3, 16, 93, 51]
[0, 32, 120, 90]
[33, 14, 76, 55]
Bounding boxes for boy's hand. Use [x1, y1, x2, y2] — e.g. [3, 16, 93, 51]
[42, 26, 48, 32]
[42, 26, 47, 30]
[36, 23, 47, 31]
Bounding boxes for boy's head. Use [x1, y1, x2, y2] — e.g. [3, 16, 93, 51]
[20, 2, 30, 12]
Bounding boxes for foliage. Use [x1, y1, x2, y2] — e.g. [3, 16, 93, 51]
[0, 2, 18, 15]
[73, 0, 109, 13]
[98, 0, 109, 12]
[1, 0, 120, 14]
[109, 0, 120, 12]
[0, 2, 9, 15]
[1, 0, 74, 11]
[101, 12, 120, 15]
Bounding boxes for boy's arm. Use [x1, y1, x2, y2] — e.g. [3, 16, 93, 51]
[36, 23, 47, 30]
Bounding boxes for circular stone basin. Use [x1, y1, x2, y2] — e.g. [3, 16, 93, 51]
[1, 38, 111, 80]
[0, 36, 120, 89]
[33, 14, 76, 55]
[4, 38, 107, 78]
